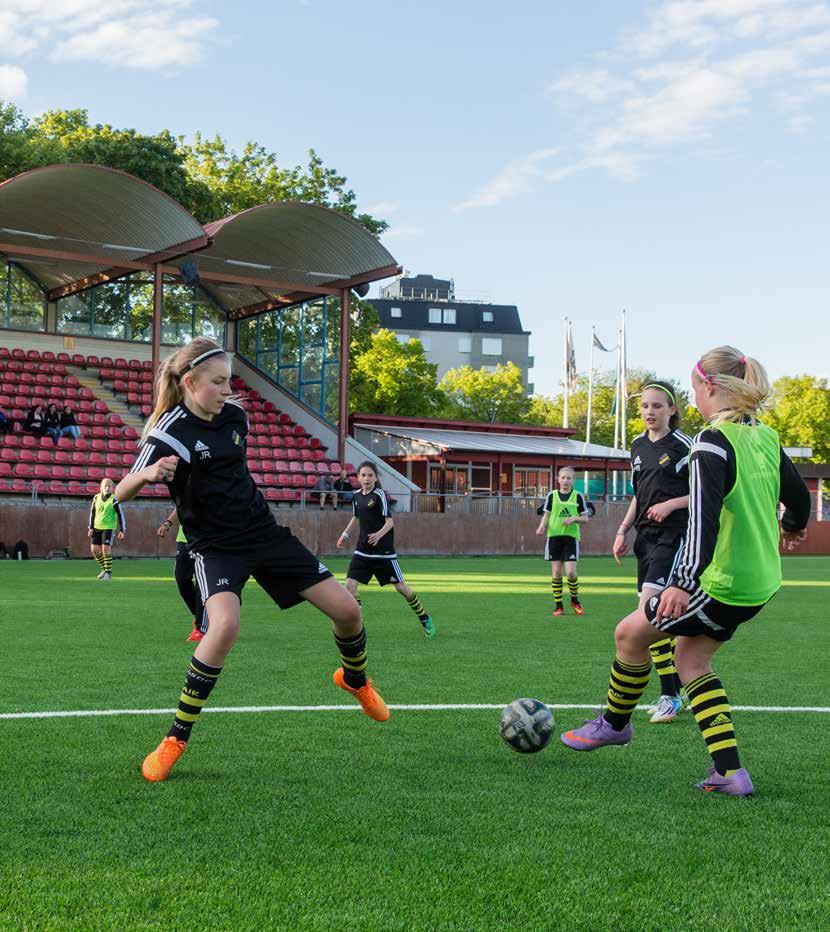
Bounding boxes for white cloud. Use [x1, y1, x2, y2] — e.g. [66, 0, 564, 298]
[453, 148, 561, 211]
[0, 64, 28, 98]
[383, 224, 424, 239]
[0, 1, 218, 72]
[365, 201, 400, 217]
[461, 0, 830, 207]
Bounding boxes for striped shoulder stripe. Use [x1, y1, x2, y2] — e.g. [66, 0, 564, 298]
[225, 399, 246, 411]
[673, 430, 693, 447]
[691, 441, 728, 460]
[153, 406, 184, 434]
[375, 488, 389, 514]
[130, 442, 156, 474]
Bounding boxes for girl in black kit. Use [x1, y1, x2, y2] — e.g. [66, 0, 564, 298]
[336, 460, 436, 639]
[115, 338, 389, 783]
[613, 382, 691, 724]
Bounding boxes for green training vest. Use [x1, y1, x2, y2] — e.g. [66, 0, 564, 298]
[176, 524, 187, 544]
[699, 421, 782, 606]
[92, 494, 119, 531]
[547, 489, 581, 540]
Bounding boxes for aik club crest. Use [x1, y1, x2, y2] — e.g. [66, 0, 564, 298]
[659, 453, 671, 467]
[231, 430, 242, 447]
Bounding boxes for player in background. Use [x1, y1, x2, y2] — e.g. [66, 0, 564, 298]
[613, 382, 691, 724]
[88, 477, 125, 580]
[116, 338, 389, 783]
[157, 507, 207, 642]
[536, 466, 589, 616]
[336, 460, 436, 639]
[562, 346, 810, 796]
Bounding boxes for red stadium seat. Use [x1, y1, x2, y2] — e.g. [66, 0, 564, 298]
[302, 462, 316, 474]
[36, 450, 52, 463]
[89, 452, 105, 465]
[67, 481, 84, 494]
[123, 427, 138, 440]
[55, 450, 71, 464]
[142, 359, 153, 371]
[0, 346, 8, 358]
[12, 479, 29, 492]
[50, 465, 67, 478]
[12, 349, 25, 360]
[277, 473, 291, 486]
[309, 437, 322, 449]
[265, 488, 280, 501]
[114, 358, 127, 369]
[41, 351, 56, 362]
[100, 357, 114, 368]
[88, 467, 104, 481]
[69, 466, 85, 480]
[85, 482, 99, 494]
[21, 435, 37, 448]
[26, 349, 40, 361]
[91, 439, 107, 452]
[86, 355, 100, 367]
[57, 352, 71, 363]
[19, 449, 36, 463]
[4, 434, 20, 448]
[34, 465, 50, 479]
[14, 463, 33, 477]
[330, 462, 342, 473]
[0, 448, 15, 462]
[71, 354, 85, 366]
[0, 461, 11, 476]
[291, 474, 305, 487]
[49, 481, 68, 494]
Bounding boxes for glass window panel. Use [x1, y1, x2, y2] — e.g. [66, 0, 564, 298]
[257, 351, 278, 380]
[238, 318, 257, 359]
[163, 284, 193, 346]
[279, 365, 299, 395]
[302, 300, 325, 346]
[324, 363, 340, 423]
[57, 293, 93, 335]
[302, 344, 323, 383]
[325, 298, 340, 361]
[301, 382, 322, 411]
[92, 280, 128, 339]
[194, 301, 224, 345]
[5, 265, 45, 331]
[259, 311, 278, 349]
[279, 308, 301, 365]
[443, 308, 456, 325]
[128, 279, 154, 342]
[428, 308, 441, 324]
[481, 337, 502, 356]
[458, 335, 471, 353]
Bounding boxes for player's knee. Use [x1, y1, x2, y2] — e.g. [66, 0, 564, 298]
[675, 646, 710, 684]
[614, 612, 646, 649]
[333, 597, 362, 631]
[207, 612, 240, 646]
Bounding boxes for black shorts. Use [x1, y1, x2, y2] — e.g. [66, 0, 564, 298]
[634, 526, 685, 594]
[347, 555, 405, 587]
[91, 529, 115, 546]
[545, 536, 579, 562]
[191, 531, 333, 610]
[644, 589, 767, 642]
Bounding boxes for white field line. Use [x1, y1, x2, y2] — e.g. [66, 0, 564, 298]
[1, 702, 829, 720]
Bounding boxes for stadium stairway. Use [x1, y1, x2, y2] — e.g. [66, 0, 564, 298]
[70, 368, 144, 434]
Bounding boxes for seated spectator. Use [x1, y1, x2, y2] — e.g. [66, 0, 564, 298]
[44, 403, 62, 446]
[332, 470, 354, 506]
[312, 473, 337, 510]
[0, 408, 15, 436]
[22, 404, 46, 437]
[60, 405, 81, 440]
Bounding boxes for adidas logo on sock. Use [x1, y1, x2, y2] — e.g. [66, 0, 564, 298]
[709, 713, 731, 726]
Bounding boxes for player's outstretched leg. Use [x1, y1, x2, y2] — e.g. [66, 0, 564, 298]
[561, 609, 653, 751]
[566, 566, 583, 616]
[142, 593, 236, 782]
[395, 581, 435, 639]
[305, 577, 390, 721]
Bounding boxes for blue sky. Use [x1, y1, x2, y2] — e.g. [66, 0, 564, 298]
[2, 0, 829, 396]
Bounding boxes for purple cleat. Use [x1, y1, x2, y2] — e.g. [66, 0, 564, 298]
[695, 767, 754, 797]
[560, 713, 633, 751]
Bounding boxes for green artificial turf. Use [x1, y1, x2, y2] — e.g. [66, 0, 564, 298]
[1, 556, 828, 930]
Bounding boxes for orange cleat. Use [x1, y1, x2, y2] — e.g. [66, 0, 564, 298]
[333, 667, 390, 722]
[141, 736, 187, 782]
[186, 628, 203, 642]
[571, 600, 585, 616]
[552, 604, 565, 617]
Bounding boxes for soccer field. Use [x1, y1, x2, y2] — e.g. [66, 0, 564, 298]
[2, 555, 828, 930]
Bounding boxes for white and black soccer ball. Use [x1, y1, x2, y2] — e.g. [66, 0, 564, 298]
[499, 698, 554, 754]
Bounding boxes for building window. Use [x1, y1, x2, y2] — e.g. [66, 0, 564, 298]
[458, 335, 471, 353]
[482, 311, 494, 323]
[443, 308, 456, 325]
[481, 337, 503, 356]
[396, 333, 410, 345]
[428, 308, 442, 324]
[390, 306, 402, 318]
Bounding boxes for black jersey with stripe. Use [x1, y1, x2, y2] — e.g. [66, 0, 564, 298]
[352, 487, 395, 557]
[630, 430, 692, 530]
[129, 401, 278, 552]
[670, 425, 811, 594]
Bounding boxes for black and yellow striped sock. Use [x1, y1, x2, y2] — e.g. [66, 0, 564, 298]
[649, 637, 680, 697]
[567, 576, 579, 602]
[353, 594, 362, 606]
[336, 627, 367, 689]
[551, 577, 563, 605]
[167, 655, 223, 742]
[102, 553, 112, 574]
[685, 673, 740, 776]
[94, 553, 105, 571]
[603, 655, 652, 730]
[406, 591, 429, 623]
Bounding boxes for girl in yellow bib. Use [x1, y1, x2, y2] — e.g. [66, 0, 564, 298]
[87, 477, 126, 580]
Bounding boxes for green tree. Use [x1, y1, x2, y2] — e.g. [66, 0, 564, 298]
[0, 102, 35, 180]
[350, 330, 444, 416]
[440, 362, 529, 423]
[766, 376, 830, 462]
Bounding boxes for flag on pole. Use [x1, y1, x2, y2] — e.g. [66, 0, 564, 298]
[593, 333, 614, 353]
[566, 320, 578, 392]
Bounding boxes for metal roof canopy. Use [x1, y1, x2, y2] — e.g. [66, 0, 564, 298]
[354, 423, 631, 461]
[0, 164, 400, 312]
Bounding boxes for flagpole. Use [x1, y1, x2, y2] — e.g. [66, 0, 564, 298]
[621, 308, 627, 453]
[584, 325, 595, 496]
[612, 321, 622, 497]
[563, 317, 569, 429]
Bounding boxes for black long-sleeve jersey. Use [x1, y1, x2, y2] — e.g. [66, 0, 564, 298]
[630, 429, 692, 530]
[129, 401, 279, 552]
[353, 487, 396, 557]
[670, 425, 811, 593]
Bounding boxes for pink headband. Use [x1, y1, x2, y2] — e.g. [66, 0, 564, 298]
[695, 361, 710, 383]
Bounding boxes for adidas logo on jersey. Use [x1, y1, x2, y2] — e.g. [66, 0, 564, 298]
[708, 713, 731, 726]
[195, 439, 211, 459]
[632, 454, 641, 472]
[318, 562, 328, 575]
[656, 576, 666, 586]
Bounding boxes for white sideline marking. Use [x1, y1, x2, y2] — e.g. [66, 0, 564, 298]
[1, 702, 829, 720]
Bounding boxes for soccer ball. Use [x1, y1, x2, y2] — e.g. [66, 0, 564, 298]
[499, 698, 554, 754]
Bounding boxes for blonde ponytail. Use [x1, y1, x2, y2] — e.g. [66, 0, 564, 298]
[696, 345, 771, 429]
[140, 337, 225, 442]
